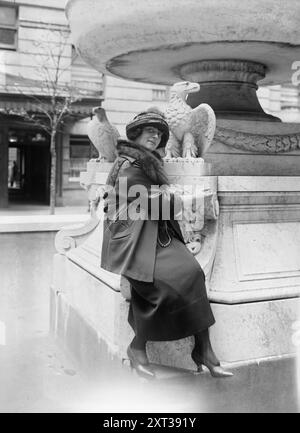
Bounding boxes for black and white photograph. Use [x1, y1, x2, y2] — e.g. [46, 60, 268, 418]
[0, 0, 299, 416]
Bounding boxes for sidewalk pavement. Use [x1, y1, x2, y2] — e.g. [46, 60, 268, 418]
[0, 204, 90, 231]
[0, 204, 89, 216]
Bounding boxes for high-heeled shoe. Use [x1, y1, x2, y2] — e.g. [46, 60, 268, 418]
[191, 348, 233, 378]
[126, 345, 156, 380]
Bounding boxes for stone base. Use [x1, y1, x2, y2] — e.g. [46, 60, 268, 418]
[149, 298, 299, 368]
[49, 285, 125, 379]
[50, 254, 299, 375]
[51, 172, 300, 375]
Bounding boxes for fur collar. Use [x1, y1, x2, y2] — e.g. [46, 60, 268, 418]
[106, 139, 169, 186]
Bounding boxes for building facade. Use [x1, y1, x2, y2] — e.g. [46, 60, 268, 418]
[257, 84, 300, 123]
[0, 0, 299, 208]
[0, 0, 103, 208]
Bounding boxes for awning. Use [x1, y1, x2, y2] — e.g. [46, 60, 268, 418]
[0, 72, 103, 119]
[0, 93, 104, 120]
[0, 94, 102, 118]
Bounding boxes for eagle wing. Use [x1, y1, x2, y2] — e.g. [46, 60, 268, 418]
[189, 103, 216, 157]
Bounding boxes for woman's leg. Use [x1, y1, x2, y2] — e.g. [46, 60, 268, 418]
[131, 336, 146, 349]
[129, 336, 148, 364]
[194, 328, 220, 366]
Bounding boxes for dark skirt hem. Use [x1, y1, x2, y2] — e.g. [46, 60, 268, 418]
[130, 319, 216, 342]
[128, 295, 215, 342]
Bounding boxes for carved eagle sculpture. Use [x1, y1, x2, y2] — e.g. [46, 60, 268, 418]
[87, 106, 119, 162]
[164, 81, 216, 159]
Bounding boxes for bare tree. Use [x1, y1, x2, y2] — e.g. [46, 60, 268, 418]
[8, 29, 87, 214]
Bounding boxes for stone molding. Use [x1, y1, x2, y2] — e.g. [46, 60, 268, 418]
[164, 157, 208, 173]
[208, 286, 300, 304]
[215, 126, 300, 153]
[217, 176, 300, 192]
[220, 204, 300, 213]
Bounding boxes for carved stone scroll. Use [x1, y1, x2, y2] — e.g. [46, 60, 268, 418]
[54, 214, 100, 254]
[215, 126, 300, 153]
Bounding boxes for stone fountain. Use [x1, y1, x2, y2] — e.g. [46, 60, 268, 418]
[51, 0, 300, 375]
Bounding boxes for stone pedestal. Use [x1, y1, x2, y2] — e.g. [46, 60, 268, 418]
[209, 176, 300, 362]
[60, 0, 300, 374]
[51, 157, 300, 374]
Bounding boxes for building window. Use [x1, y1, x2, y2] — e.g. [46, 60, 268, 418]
[69, 136, 97, 182]
[0, 4, 18, 50]
[152, 88, 168, 101]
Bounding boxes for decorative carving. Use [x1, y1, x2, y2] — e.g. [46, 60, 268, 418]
[164, 81, 216, 158]
[215, 126, 300, 153]
[179, 60, 266, 86]
[164, 156, 208, 171]
[169, 183, 219, 256]
[54, 214, 100, 254]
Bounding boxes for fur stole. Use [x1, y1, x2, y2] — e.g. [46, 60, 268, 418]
[106, 139, 169, 187]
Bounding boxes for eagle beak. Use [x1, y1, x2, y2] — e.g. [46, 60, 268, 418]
[189, 83, 200, 93]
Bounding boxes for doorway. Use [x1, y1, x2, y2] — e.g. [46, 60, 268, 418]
[8, 129, 50, 204]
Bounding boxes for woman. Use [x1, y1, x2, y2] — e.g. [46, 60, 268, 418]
[101, 108, 232, 379]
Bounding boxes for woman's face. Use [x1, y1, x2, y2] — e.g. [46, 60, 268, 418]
[134, 126, 163, 151]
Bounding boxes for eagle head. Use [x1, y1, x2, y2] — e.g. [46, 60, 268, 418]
[170, 81, 200, 100]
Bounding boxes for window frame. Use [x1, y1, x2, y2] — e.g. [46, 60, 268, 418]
[0, 3, 18, 51]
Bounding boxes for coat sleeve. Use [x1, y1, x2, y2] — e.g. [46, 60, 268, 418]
[114, 163, 181, 221]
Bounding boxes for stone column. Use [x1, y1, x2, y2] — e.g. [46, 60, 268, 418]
[181, 60, 280, 122]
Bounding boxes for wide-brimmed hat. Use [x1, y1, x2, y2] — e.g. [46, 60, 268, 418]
[126, 108, 169, 148]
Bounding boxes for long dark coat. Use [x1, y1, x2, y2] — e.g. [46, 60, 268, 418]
[101, 140, 184, 282]
[101, 139, 215, 341]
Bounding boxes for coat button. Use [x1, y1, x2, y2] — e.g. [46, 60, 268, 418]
[103, 205, 108, 213]
[103, 191, 108, 200]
